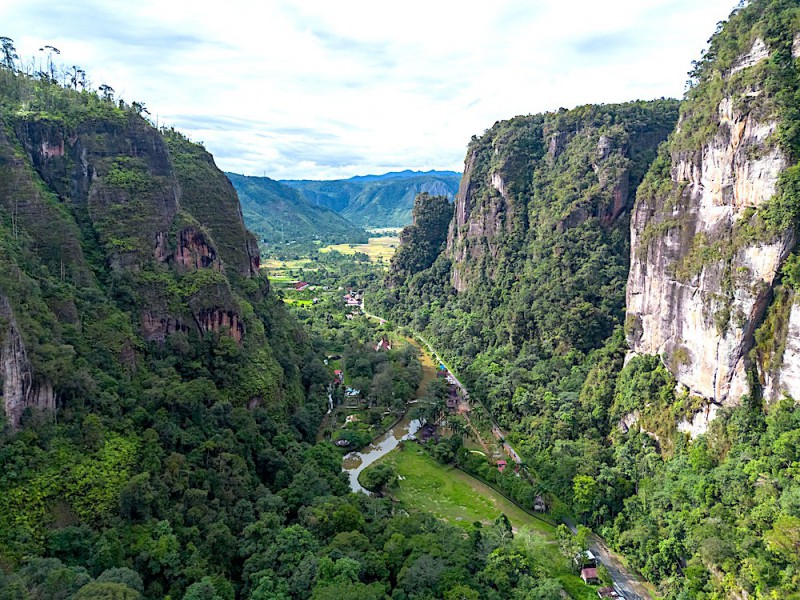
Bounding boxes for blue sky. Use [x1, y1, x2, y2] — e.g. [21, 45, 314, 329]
[2, 0, 736, 179]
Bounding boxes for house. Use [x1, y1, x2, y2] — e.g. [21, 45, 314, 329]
[597, 588, 620, 598]
[346, 297, 361, 307]
[294, 281, 309, 291]
[496, 459, 507, 473]
[376, 335, 392, 351]
[334, 370, 344, 383]
[419, 423, 438, 442]
[533, 495, 547, 512]
[580, 567, 599, 585]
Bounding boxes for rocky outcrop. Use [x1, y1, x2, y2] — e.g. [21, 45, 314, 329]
[0, 298, 55, 429]
[447, 105, 678, 294]
[173, 227, 220, 271]
[627, 23, 800, 406]
[196, 309, 244, 343]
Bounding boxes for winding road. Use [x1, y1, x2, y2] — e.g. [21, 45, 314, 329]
[361, 298, 654, 600]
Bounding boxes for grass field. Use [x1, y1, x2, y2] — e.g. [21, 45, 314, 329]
[319, 236, 400, 263]
[378, 443, 554, 534]
[368, 444, 598, 599]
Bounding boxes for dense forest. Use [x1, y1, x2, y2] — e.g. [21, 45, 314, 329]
[374, 1, 800, 598]
[0, 53, 580, 600]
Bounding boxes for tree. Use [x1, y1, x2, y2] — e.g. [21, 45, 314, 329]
[765, 515, 800, 565]
[74, 583, 140, 600]
[0, 37, 18, 70]
[359, 463, 397, 493]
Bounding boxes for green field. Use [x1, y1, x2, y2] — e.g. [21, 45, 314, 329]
[319, 236, 400, 263]
[367, 444, 598, 599]
[377, 443, 553, 533]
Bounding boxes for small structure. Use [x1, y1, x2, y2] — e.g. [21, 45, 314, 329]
[334, 439, 351, 448]
[295, 281, 309, 291]
[597, 588, 620, 598]
[496, 459, 507, 473]
[533, 495, 547, 513]
[345, 387, 360, 397]
[581, 567, 599, 585]
[419, 423, 438, 442]
[345, 414, 359, 424]
[345, 314, 354, 320]
[376, 335, 392, 352]
[334, 370, 344, 383]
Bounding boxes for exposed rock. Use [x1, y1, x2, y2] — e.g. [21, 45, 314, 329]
[173, 227, 220, 271]
[729, 38, 770, 75]
[628, 90, 792, 405]
[677, 403, 721, 439]
[763, 299, 800, 402]
[618, 410, 640, 433]
[0, 298, 56, 429]
[196, 309, 244, 343]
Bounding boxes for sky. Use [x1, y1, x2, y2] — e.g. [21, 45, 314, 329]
[2, 0, 737, 180]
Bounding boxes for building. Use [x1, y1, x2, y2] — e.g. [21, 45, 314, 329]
[376, 335, 392, 351]
[496, 459, 507, 473]
[581, 567, 599, 585]
[294, 281, 309, 291]
[334, 370, 343, 383]
[597, 588, 621, 598]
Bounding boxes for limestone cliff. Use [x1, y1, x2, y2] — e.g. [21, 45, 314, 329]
[447, 103, 679, 294]
[0, 79, 273, 427]
[627, 2, 800, 407]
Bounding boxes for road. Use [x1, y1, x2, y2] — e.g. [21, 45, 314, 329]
[362, 298, 653, 600]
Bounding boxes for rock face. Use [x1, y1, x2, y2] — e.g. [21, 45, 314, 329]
[0, 94, 269, 428]
[0, 298, 55, 429]
[627, 14, 800, 406]
[447, 104, 679, 294]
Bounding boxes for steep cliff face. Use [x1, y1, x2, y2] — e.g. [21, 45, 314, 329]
[0, 78, 279, 428]
[447, 103, 679, 295]
[627, 2, 800, 407]
[8, 114, 261, 344]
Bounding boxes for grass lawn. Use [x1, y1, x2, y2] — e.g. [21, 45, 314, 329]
[381, 444, 554, 535]
[370, 444, 599, 599]
[320, 236, 400, 263]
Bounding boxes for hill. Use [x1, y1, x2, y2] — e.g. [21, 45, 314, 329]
[281, 170, 461, 227]
[226, 172, 367, 252]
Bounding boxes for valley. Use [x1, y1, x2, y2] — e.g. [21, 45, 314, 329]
[2, 1, 800, 600]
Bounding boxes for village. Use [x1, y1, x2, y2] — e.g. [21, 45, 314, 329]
[270, 266, 634, 600]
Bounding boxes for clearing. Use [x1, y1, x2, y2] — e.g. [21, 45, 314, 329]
[320, 236, 400, 263]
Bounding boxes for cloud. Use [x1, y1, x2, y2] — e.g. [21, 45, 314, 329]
[1, 0, 739, 179]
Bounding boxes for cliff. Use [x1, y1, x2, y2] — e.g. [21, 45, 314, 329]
[0, 74, 290, 428]
[627, 0, 800, 407]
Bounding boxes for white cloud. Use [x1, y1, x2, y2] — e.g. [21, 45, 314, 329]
[1, 0, 736, 179]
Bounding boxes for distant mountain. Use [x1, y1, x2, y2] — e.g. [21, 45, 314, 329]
[226, 173, 367, 249]
[280, 170, 461, 227]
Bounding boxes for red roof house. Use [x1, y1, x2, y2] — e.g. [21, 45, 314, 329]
[294, 281, 309, 291]
[581, 567, 599, 585]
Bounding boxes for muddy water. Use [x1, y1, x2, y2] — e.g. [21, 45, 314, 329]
[342, 415, 422, 493]
[341, 334, 434, 493]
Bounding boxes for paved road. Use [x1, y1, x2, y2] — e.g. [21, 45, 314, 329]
[363, 298, 652, 599]
[565, 518, 652, 600]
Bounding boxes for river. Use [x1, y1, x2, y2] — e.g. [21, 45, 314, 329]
[341, 335, 434, 492]
[342, 414, 421, 493]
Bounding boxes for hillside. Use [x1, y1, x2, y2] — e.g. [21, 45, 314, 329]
[0, 59, 594, 600]
[226, 173, 366, 251]
[377, 2, 800, 598]
[281, 170, 461, 227]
